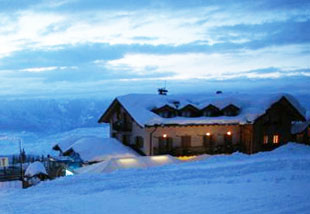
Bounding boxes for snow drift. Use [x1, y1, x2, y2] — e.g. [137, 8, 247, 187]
[24, 161, 47, 177]
[75, 155, 180, 174]
[0, 143, 310, 214]
[62, 137, 139, 163]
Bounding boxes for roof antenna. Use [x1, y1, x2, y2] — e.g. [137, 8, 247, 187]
[158, 80, 168, 95]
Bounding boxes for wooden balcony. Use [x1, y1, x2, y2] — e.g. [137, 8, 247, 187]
[153, 144, 240, 156]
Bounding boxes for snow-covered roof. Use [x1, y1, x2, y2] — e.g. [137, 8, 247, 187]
[53, 135, 83, 152]
[291, 120, 310, 134]
[63, 137, 138, 163]
[75, 155, 180, 174]
[102, 93, 306, 127]
[25, 161, 47, 177]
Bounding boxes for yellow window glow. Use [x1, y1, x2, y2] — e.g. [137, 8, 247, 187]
[118, 158, 137, 164]
[263, 135, 268, 144]
[177, 156, 197, 161]
[273, 135, 279, 144]
[150, 156, 168, 161]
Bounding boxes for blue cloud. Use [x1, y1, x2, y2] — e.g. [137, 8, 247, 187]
[0, 0, 309, 98]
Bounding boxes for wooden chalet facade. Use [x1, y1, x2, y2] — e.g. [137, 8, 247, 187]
[98, 94, 307, 156]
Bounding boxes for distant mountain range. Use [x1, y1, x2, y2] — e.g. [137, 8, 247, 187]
[0, 98, 110, 133]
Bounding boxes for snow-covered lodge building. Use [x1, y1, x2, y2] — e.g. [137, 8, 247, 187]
[98, 93, 307, 156]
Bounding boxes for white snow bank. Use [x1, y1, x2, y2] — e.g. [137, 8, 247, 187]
[75, 155, 180, 174]
[267, 142, 310, 155]
[51, 126, 109, 154]
[63, 137, 138, 163]
[0, 181, 22, 189]
[1, 142, 310, 214]
[24, 161, 47, 177]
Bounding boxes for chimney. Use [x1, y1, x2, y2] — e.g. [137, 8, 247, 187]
[158, 88, 168, 95]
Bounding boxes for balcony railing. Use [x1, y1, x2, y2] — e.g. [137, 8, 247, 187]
[154, 144, 240, 156]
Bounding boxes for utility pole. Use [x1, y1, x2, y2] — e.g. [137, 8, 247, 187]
[19, 138, 24, 183]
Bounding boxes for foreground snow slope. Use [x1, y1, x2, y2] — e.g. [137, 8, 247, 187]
[1, 143, 310, 214]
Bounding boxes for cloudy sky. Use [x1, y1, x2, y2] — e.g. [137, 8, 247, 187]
[0, 0, 309, 98]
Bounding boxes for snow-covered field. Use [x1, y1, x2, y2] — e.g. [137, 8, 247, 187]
[1, 143, 309, 214]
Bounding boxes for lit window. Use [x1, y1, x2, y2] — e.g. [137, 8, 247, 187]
[273, 135, 279, 144]
[263, 135, 268, 144]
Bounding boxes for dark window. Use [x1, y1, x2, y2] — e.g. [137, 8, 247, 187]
[181, 136, 191, 148]
[222, 105, 239, 116]
[123, 112, 128, 123]
[158, 137, 173, 153]
[159, 111, 175, 118]
[203, 135, 213, 146]
[203, 134, 214, 154]
[203, 111, 212, 116]
[224, 133, 232, 145]
[122, 135, 130, 146]
[135, 136, 144, 148]
[181, 111, 191, 117]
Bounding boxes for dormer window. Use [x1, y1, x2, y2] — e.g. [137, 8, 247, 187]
[152, 105, 177, 118]
[182, 111, 190, 117]
[201, 104, 220, 117]
[178, 104, 200, 118]
[159, 111, 175, 118]
[221, 104, 240, 116]
[203, 111, 212, 116]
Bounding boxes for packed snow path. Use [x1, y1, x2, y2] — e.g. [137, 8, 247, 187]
[1, 143, 310, 214]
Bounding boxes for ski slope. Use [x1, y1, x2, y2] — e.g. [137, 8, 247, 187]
[0, 143, 309, 214]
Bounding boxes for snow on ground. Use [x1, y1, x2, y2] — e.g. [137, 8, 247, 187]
[0, 143, 309, 214]
[0, 126, 109, 156]
[24, 161, 47, 177]
[75, 155, 180, 174]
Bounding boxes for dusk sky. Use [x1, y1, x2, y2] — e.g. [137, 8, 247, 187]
[0, 0, 309, 98]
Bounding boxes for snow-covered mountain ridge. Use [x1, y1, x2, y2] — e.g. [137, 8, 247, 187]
[0, 98, 110, 133]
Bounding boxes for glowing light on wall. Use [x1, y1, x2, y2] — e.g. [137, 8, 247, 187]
[227, 131, 232, 135]
[163, 134, 167, 138]
[150, 156, 168, 161]
[118, 158, 137, 164]
[177, 156, 197, 161]
[206, 132, 211, 136]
